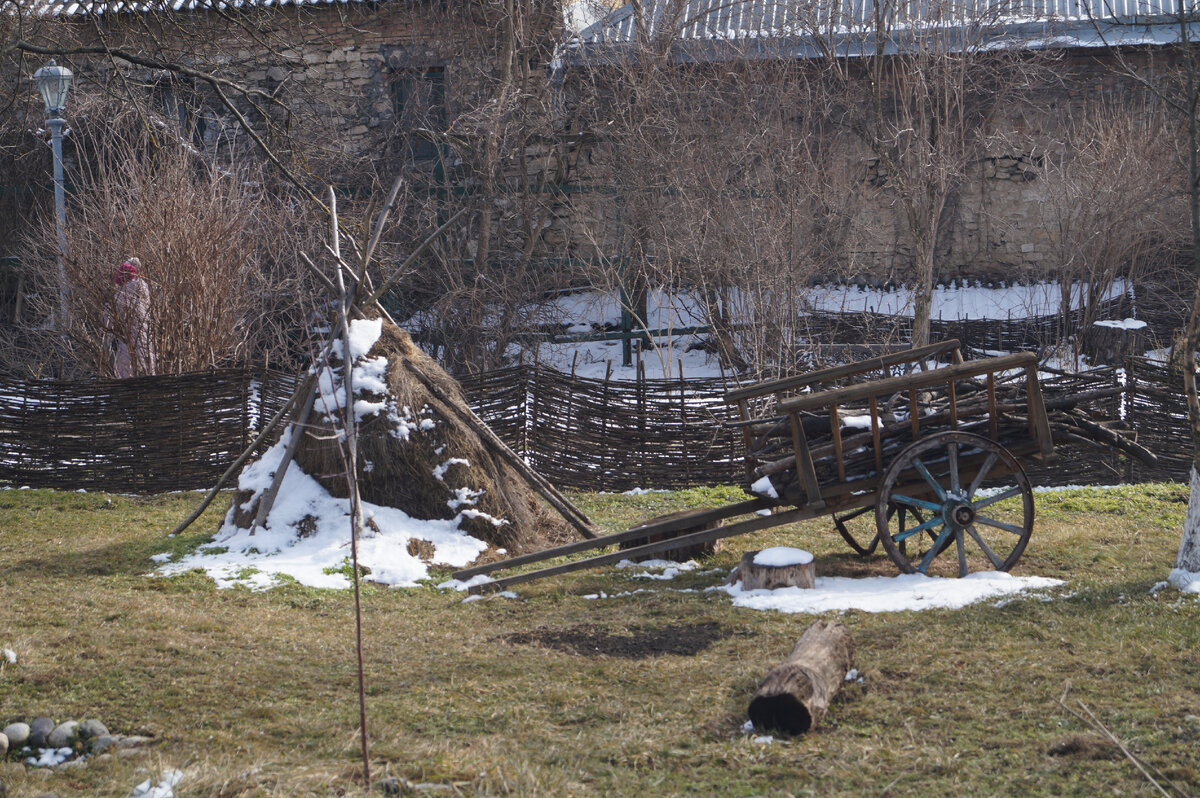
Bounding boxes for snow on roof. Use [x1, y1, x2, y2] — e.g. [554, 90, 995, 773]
[31, 0, 368, 16]
[569, 0, 1200, 59]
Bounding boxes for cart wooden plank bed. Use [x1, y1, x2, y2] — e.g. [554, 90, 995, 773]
[453, 339, 1060, 592]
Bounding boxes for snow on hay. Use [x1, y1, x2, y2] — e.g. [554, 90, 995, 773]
[228, 318, 574, 563]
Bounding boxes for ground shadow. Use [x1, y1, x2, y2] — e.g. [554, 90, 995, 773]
[505, 621, 732, 659]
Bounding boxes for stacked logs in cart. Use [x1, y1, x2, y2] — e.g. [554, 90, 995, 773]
[744, 375, 1157, 499]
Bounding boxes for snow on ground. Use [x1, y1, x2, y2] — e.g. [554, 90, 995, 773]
[803, 279, 1126, 320]
[130, 769, 184, 798]
[528, 281, 1130, 380]
[713, 571, 1065, 613]
[581, 557, 1066, 612]
[155, 435, 488, 590]
[1169, 569, 1200, 594]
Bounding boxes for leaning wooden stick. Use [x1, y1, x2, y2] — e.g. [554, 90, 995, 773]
[251, 383, 319, 533]
[402, 358, 600, 540]
[170, 371, 317, 537]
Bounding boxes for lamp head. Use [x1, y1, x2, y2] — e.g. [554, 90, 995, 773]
[33, 59, 73, 117]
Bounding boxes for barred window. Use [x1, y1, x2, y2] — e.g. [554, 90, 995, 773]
[391, 67, 446, 161]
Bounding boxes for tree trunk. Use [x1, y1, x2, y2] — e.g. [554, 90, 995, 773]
[1179, 466, 1200, 573]
[747, 620, 855, 735]
[1178, 269, 1200, 575]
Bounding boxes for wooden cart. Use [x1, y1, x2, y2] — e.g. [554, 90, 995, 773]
[452, 339, 1057, 592]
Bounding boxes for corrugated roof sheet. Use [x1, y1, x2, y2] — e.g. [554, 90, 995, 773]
[571, 0, 1200, 56]
[31, 0, 366, 15]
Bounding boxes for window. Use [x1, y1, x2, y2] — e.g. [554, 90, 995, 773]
[391, 67, 446, 161]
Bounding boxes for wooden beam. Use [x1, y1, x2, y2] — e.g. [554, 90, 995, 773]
[724, 339, 962, 403]
[777, 352, 1037, 414]
[467, 507, 812, 594]
[452, 497, 773, 581]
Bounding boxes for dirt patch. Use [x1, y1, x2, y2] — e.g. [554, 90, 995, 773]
[506, 622, 731, 659]
[1046, 733, 1121, 759]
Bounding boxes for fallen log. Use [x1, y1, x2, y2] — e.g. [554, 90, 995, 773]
[747, 620, 855, 735]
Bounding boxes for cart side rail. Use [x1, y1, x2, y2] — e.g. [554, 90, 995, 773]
[723, 339, 963, 405]
[774, 352, 1054, 507]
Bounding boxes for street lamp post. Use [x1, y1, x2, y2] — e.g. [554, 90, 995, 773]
[33, 59, 73, 330]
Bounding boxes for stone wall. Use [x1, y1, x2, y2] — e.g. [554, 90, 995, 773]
[4, 9, 1184, 283]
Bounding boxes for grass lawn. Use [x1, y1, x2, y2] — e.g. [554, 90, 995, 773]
[0, 483, 1198, 796]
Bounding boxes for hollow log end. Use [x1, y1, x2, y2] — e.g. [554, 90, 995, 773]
[748, 693, 814, 735]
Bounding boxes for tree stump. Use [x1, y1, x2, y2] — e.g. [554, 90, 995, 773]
[619, 508, 721, 563]
[748, 620, 855, 735]
[738, 547, 815, 590]
[1085, 319, 1148, 365]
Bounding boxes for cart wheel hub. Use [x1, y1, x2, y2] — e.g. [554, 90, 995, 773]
[947, 502, 975, 528]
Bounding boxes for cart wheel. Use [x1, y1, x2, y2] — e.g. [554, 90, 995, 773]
[876, 431, 1033, 577]
[833, 505, 880, 556]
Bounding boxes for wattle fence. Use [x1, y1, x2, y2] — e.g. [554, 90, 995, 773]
[0, 355, 1192, 494]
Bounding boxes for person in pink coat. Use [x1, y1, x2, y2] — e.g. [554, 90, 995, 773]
[107, 258, 157, 378]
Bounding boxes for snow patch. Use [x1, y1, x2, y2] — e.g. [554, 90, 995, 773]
[1093, 318, 1147, 330]
[753, 547, 813, 567]
[1168, 569, 1200, 594]
[750, 476, 778, 499]
[617, 558, 700, 580]
[130, 769, 184, 798]
[713, 571, 1064, 613]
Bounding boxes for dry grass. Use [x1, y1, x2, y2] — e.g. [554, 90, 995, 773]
[0, 484, 1198, 796]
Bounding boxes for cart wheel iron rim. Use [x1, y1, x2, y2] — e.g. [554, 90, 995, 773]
[875, 430, 1034, 577]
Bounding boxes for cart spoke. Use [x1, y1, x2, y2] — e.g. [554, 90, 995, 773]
[918, 526, 953, 573]
[966, 524, 1006, 568]
[974, 514, 1025, 536]
[956, 529, 967, 577]
[895, 515, 944, 543]
[948, 443, 960, 494]
[913, 458, 946, 500]
[967, 451, 999, 498]
[972, 486, 1021, 510]
[890, 493, 942, 513]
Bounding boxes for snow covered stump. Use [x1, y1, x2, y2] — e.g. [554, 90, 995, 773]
[748, 620, 855, 735]
[1085, 318, 1148, 365]
[737, 547, 816, 590]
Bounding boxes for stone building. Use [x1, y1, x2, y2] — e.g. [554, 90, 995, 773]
[4, 0, 1194, 338]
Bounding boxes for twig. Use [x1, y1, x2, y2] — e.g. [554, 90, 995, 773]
[1056, 683, 1185, 798]
[364, 207, 470, 307]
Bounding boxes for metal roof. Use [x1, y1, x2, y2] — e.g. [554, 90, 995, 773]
[27, 0, 367, 16]
[569, 0, 1200, 59]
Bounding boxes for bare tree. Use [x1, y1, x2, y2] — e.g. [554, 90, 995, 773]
[1030, 100, 1182, 361]
[12, 93, 321, 378]
[1088, 0, 1200, 578]
[806, 0, 1050, 348]
[565, 6, 882, 378]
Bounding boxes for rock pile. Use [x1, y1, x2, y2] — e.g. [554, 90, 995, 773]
[1, 716, 152, 772]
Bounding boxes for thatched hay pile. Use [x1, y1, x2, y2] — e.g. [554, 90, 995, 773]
[233, 318, 574, 555]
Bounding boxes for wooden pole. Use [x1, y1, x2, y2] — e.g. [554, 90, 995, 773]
[250, 385, 318, 533]
[748, 621, 855, 735]
[330, 186, 371, 789]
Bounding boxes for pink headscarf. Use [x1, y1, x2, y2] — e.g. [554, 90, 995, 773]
[115, 260, 138, 286]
